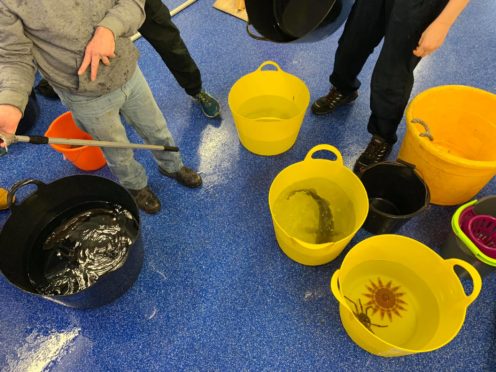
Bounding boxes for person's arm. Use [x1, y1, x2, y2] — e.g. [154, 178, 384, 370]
[413, 0, 470, 57]
[98, 0, 146, 38]
[78, 0, 145, 81]
[0, 105, 22, 136]
[0, 4, 36, 146]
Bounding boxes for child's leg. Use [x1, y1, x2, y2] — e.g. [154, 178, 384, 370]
[119, 67, 184, 174]
[330, 0, 387, 94]
[367, 0, 447, 143]
[54, 86, 149, 191]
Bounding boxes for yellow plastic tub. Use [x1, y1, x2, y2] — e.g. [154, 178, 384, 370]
[228, 61, 310, 156]
[330, 234, 481, 357]
[0, 188, 9, 210]
[398, 85, 496, 205]
[268, 145, 369, 266]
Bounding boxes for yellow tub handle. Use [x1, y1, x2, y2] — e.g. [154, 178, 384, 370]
[445, 258, 482, 306]
[256, 61, 283, 73]
[304, 144, 343, 166]
[330, 270, 353, 312]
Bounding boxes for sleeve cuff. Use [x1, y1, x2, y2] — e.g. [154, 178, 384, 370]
[0, 90, 28, 115]
[97, 15, 125, 38]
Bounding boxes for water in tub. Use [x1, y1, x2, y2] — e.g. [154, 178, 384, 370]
[28, 202, 139, 296]
[273, 178, 355, 244]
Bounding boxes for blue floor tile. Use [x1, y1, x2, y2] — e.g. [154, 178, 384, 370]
[1, 1, 495, 370]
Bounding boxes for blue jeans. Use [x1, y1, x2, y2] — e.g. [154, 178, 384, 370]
[54, 66, 183, 190]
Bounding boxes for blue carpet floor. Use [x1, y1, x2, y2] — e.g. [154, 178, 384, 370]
[1, 1, 495, 370]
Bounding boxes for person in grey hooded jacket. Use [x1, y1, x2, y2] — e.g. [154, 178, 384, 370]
[0, 0, 201, 214]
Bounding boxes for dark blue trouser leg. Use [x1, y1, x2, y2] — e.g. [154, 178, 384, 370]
[330, 0, 448, 143]
[138, 0, 202, 97]
[17, 90, 39, 135]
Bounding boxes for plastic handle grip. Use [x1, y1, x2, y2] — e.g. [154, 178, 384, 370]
[330, 270, 352, 312]
[257, 61, 283, 72]
[304, 144, 343, 166]
[445, 258, 482, 306]
[7, 179, 45, 210]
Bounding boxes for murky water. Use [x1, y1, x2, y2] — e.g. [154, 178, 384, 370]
[273, 178, 355, 244]
[28, 203, 139, 296]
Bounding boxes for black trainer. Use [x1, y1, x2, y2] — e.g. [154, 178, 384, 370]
[311, 86, 358, 115]
[159, 166, 202, 188]
[353, 135, 394, 175]
[35, 78, 60, 100]
[127, 186, 161, 214]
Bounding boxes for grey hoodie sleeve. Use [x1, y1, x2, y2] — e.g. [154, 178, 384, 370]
[98, 0, 146, 38]
[0, 3, 36, 114]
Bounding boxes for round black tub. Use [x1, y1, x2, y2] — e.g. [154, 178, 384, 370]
[0, 176, 143, 308]
[245, 0, 354, 43]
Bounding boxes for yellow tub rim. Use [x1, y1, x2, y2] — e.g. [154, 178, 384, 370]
[405, 85, 496, 171]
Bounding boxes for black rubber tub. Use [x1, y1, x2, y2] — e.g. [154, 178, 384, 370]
[245, 0, 354, 43]
[359, 161, 430, 234]
[0, 176, 143, 308]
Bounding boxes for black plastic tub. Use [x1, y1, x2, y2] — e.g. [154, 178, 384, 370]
[359, 161, 430, 234]
[245, 0, 353, 43]
[440, 199, 496, 279]
[0, 176, 143, 308]
[442, 230, 494, 279]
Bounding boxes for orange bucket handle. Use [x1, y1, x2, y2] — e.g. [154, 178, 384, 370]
[445, 258, 482, 306]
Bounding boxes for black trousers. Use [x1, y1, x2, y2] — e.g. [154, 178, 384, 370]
[139, 0, 202, 96]
[17, 90, 39, 134]
[330, 0, 447, 143]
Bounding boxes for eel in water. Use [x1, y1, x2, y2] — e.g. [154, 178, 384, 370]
[288, 188, 334, 243]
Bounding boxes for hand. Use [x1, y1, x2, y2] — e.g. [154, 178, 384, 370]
[0, 105, 22, 148]
[78, 26, 116, 81]
[413, 20, 450, 57]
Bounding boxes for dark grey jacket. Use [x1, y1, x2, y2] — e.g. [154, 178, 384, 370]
[0, 0, 145, 113]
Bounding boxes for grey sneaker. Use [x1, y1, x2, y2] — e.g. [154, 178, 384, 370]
[195, 90, 221, 118]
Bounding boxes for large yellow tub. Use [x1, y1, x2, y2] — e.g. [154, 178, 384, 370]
[398, 85, 496, 205]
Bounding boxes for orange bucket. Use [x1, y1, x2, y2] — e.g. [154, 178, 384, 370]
[45, 112, 107, 171]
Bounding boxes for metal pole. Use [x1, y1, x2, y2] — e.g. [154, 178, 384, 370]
[1, 132, 178, 152]
[41, 137, 179, 152]
[131, 0, 198, 42]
